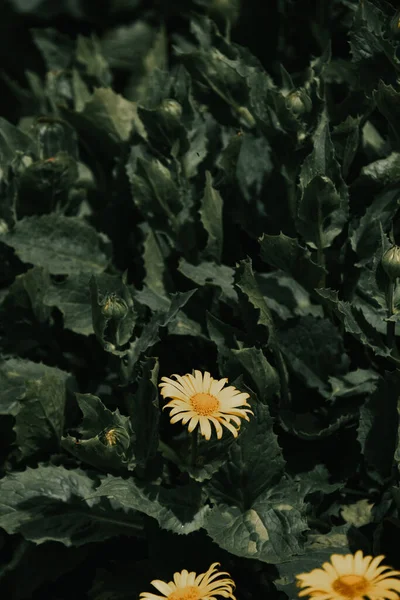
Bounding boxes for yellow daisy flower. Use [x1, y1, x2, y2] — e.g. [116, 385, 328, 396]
[140, 562, 236, 600]
[159, 370, 253, 440]
[296, 550, 400, 600]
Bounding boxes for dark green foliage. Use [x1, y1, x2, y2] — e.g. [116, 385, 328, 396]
[1, 1, 400, 599]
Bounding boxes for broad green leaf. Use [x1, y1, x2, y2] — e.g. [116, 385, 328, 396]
[0, 465, 142, 546]
[62, 393, 135, 472]
[0, 215, 110, 275]
[278, 316, 348, 395]
[128, 357, 160, 468]
[0, 358, 69, 459]
[178, 258, 236, 303]
[5, 266, 52, 324]
[259, 232, 326, 290]
[236, 133, 272, 201]
[359, 373, 399, 483]
[92, 475, 207, 534]
[199, 171, 223, 262]
[298, 111, 349, 249]
[206, 402, 285, 507]
[205, 477, 307, 564]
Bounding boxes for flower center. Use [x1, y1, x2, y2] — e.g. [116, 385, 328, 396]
[168, 587, 200, 600]
[332, 575, 369, 598]
[190, 393, 219, 415]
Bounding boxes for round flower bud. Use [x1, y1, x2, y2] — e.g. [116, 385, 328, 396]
[285, 90, 312, 115]
[160, 99, 183, 120]
[101, 294, 128, 319]
[381, 245, 400, 279]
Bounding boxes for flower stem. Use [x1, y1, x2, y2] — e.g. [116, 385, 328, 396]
[191, 429, 199, 467]
[386, 278, 397, 350]
[273, 346, 291, 409]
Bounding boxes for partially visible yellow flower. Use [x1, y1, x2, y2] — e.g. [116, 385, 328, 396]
[159, 370, 253, 440]
[140, 562, 236, 600]
[296, 550, 400, 600]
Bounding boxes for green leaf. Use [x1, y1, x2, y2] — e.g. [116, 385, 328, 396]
[278, 316, 348, 395]
[92, 475, 207, 534]
[178, 258, 236, 303]
[43, 272, 94, 335]
[358, 373, 399, 483]
[327, 369, 380, 399]
[259, 232, 326, 290]
[350, 189, 400, 265]
[141, 224, 167, 298]
[234, 258, 276, 344]
[317, 288, 392, 358]
[31, 28, 74, 70]
[374, 81, 400, 147]
[0, 465, 142, 546]
[359, 152, 400, 186]
[0, 215, 110, 275]
[0, 117, 35, 168]
[206, 402, 285, 506]
[0, 358, 69, 459]
[229, 347, 280, 402]
[120, 290, 196, 380]
[298, 111, 349, 249]
[128, 357, 160, 468]
[205, 478, 307, 564]
[203, 402, 310, 562]
[236, 133, 272, 201]
[62, 393, 135, 472]
[199, 171, 223, 263]
[76, 35, 111, 85]
[5, 266, 52, 324]
[275, 525, 350, 598]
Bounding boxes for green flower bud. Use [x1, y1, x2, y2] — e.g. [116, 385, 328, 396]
[34, 117, 78, 161]
[160, 99, 183, 120]
[101, 293, 129, 319]
[382, 245, 400, 279]
[285, 90, 312, 115]
[236, 106, 256, 128]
